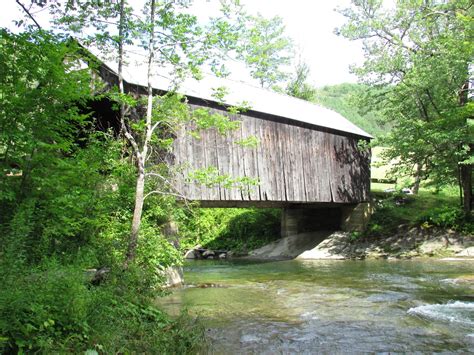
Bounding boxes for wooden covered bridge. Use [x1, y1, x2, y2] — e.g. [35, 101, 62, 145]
[98, 58, 372, 235]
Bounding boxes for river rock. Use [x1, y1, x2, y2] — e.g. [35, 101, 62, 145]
[160, 266, 184, 288]
[366, 247, 388, 259]
[367, 291, 410, 302]
[418, 237, 447, 255]
[184, 249, 196, 259]
[202, 250, 215, 258]
[456, 247, 474, 257]
[297, 232, 350, 259]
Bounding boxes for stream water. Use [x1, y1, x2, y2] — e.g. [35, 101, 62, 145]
[157, 259, 474, 353]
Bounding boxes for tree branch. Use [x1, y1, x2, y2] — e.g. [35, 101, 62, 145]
[16, 0, 42, 29]
[144, 190, 186, 201]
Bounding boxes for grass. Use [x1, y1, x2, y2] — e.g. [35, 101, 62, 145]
[365, 184, 473, 237]
[372, 189, 459, 224]
[371, 181, 395, 192]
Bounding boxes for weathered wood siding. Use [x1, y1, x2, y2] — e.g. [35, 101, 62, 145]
[172, 105, 370, 204]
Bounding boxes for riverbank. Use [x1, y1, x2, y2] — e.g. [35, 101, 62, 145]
[254, 188, 473, 260]
[259, 226, 473, 260]
[186, 226, 473, 261]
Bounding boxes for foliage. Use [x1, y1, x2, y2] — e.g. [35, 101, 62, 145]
[366, 188, 471, 236]
[187, 166, 259, 191]
[418, 205, 468, 231]
[238, 13, 293, 89]
[0, 29, 91, 208]
[0, 260, 206, 353]
[338, 0, 474, 207]
[313, 83, 388, 137]
[1, 29, 102, 261]
[176, 208, 281, 254]
[0, 29, 202, 352]
[0, 262, 91, 352]
[285, 61, 317, 101]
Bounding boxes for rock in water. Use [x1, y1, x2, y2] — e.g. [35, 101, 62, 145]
[184, 249, 196, 259]
[202, 250, 215, 258]
[457, 247, 474, 257]
[161, 266, 184, 288]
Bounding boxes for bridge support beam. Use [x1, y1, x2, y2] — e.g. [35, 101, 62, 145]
[340, 202, 374, 232]
[281, 208, 299, 238]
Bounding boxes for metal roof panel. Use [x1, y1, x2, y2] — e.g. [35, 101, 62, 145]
[101, 54, 372, 139]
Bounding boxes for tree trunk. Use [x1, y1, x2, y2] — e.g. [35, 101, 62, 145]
[124, 0, 156, 267]
[125, 162, 145, 266]
[459, 80, 472, 213]
[460, 161, 472, 213]
[412, 163, 422, 194]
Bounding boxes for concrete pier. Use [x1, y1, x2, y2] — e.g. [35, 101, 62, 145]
[340, 202, 374, 232]
[281, 203, 373, 238]
[281, 207, 342, 238]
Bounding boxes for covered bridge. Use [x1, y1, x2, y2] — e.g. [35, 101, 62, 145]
[97, 59, 372, 234]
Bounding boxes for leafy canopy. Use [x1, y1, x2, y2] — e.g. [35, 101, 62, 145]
[338, 0, 474, 190]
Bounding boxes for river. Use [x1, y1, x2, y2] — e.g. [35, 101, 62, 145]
[157, 259, 474, 353]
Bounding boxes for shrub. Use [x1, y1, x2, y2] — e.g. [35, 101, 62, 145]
[210, 209, 281, 252]
[0, 261, 206, 353]
[0, 262, 92, 353]
[419, 205, 465, 230]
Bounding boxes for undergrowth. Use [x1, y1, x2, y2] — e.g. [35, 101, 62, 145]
[366, 188, 473, 237]
[176, 208, 281, 254]
[0, 259, 206, 354]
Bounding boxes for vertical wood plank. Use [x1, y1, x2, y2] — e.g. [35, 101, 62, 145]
[171, 105, 370, 205]
[277, 122, 289, 202]
[272, 120, 284, 201]
[245, 117, 260, 201]
[254, 118, 266, 200]
[318, 131, 332, 202]
[228, 114, 241, 200]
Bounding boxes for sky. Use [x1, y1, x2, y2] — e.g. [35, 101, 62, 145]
[0, 0, 365, 87]
[227, 0, 365, 87]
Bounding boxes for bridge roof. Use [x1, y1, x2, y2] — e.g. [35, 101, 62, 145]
[100, 55, 372, 139]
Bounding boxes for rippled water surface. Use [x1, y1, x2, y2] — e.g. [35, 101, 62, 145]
[157, 259, 474, 353]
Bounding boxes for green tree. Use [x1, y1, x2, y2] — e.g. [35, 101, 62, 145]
[0, 5, 221, 353]
[338, 0, 473, 210]
[0, 29, 93, 250]
[313, 83, 388, 137]
[42, 0, 251, 265]
[285, 60, 316, 101]
[239, 13, 293, 89]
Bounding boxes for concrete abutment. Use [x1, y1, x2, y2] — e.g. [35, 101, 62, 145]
[281, 202, 373, 237]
